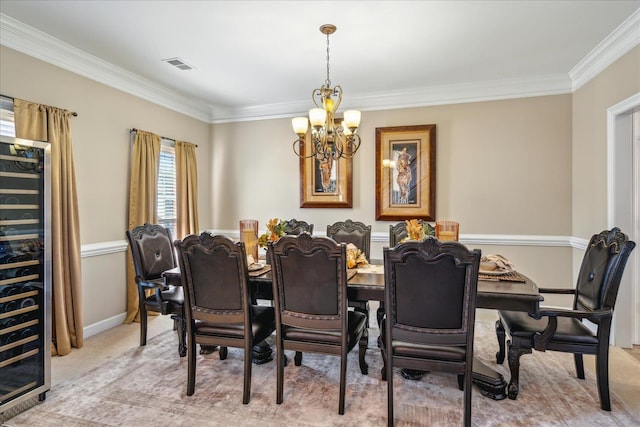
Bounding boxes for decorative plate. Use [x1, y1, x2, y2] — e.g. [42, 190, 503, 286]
[479, 268, 512, 276]
[248, 263, 265, 272]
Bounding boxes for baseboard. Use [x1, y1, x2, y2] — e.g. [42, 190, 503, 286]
[84, 312, 126, 339]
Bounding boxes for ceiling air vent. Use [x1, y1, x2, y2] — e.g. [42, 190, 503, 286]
[162, 57, 195, 71]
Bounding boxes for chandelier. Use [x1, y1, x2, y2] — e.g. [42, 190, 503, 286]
[292, 24, 361, 160]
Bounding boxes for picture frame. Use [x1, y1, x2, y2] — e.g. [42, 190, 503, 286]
[375, 124, 436, 220]
[299, 129, 353, 208]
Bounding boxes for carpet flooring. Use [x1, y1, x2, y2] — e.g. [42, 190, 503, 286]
[3, 321, 638, 426]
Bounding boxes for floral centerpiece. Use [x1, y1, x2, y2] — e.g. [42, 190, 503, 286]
[258, 218, 287, 248]
[400, 219, 434, 243]
[346, 243, 369, 269]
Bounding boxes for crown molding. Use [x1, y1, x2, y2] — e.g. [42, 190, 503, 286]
[2, 11, 636, 124]
[0, 14, 212, 122]
[570, 8, 640, 91]
[210, 74, 572, 123]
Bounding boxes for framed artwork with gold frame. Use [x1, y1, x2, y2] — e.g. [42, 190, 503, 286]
[299, 128, 353, 208]
[375, 124, 436, 220]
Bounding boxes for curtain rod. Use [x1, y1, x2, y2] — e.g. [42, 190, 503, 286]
[0, 94, 77, 116]
[129, 128, 198, 147]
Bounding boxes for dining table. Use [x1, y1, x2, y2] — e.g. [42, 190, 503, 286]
[163, 262, 543, 401]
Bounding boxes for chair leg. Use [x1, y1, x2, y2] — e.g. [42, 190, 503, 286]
[139, 305, 148, 347]
[596, 347, 611, 411]
[294, 351, 303, 366]
[186, 333, 196, 396]
[219, 346, 228, 360]
[276, 341, 284, 405]
[464, 369, 472, 427]
[174, 312, 187, 357]
[338, 350, 347, 415]
[243, 344, 252, 404]
[495, 319, 505, 364]
[574, 353, 585, 379]
[506, 341, 531, 400]
[387, 356, 393, 426]
[378, 336, 387, 381]
[358, 329, 369, 375]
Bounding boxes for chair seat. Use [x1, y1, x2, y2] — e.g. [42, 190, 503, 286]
[499, 310, 598, 346]
[195, 305, 276, 343]
[144, 285, 184, 312]
[393, 341, 466, 361]
[283, 310, 366, 351]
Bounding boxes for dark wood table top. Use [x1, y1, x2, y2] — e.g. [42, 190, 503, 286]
[163, 266, 542, 314]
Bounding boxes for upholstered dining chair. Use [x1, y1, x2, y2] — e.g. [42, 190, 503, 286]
[126, 223, 186, 357]
[268, 233, 368, 415]
[495, 227, 635, 410]
[389, 220, 435, 247]
[283, 218, 314, 236]
[327, 219, 371, 261]
[326, 219, 372, 373]
[174, 233, 276, 403]
[379, 239, 481, 427]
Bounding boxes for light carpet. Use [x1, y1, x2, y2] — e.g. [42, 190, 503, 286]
[3, 321, 638, 426]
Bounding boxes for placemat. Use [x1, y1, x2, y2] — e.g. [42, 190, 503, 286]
[249, 264, 271, 277]
[479, 270, 527, 282]
[347, 269, 358, 280]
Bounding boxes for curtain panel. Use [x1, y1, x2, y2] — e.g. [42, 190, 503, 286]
[175, 140, 199, 240]
[125, 130, 160, 323]
[13, 98, 84, 356]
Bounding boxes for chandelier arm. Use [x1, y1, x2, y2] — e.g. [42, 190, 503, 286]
[339, 134, 361, 159]
[292, 137, 319, 159]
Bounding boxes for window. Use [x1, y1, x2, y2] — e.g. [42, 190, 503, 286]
[157, 139, 176, 237]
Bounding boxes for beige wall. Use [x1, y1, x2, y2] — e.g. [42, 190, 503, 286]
[212, 95, 573, 238]
[2, 41, 636, 337]
[572, 45, 640, 239]
[0, 46, 212, 327]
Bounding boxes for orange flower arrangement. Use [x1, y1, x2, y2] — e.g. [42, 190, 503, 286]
[258, 218, 286, 248]
[346, 243, 369, 269]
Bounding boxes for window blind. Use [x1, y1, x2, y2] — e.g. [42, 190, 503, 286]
[158, 140, 176, 237]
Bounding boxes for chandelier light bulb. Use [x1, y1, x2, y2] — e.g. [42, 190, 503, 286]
[309, 108, 326, 127]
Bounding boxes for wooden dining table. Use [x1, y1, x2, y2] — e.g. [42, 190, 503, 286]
[163, 263, 543, 401]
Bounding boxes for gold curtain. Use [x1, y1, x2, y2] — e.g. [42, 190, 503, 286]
[13, 99, 47, 141]
[175, 141, 199, 239]
[125, 130, 160, 323]
[13, 98, 84, 356]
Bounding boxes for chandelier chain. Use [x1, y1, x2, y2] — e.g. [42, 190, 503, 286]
[325, 32, 331, 87]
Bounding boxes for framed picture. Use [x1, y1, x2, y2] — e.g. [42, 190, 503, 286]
[299, 130, 353, 208]
[375, 124, 436, 220]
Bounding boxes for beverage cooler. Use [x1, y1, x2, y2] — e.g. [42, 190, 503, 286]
[0, 134, 51, 411]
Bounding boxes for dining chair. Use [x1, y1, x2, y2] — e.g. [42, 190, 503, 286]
[327, 219, 371, 261]
[380, 238, 481, 427]
[389, 220, 435, 247]
[174, 233, 276, 403]
[495, 227, 635, 410]
[283, 218, 314, 236]
[268, 233, 368, 415]
[326, 219, 372, 374]
[126, 223, 186, 357]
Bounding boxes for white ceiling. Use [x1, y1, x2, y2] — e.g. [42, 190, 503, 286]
[1, 1, 639, 123]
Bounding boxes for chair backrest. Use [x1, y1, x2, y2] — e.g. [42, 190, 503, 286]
[126, 223, 176, 281]
[174, 233, 250, 325]
[284, 218, 314, 236]
[389, 220, 435, 247]
[326, 220, 371, 261]
[384, 239, 481, 346]
[574, 227, 635, 314]
[269, 233, 348, 332]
